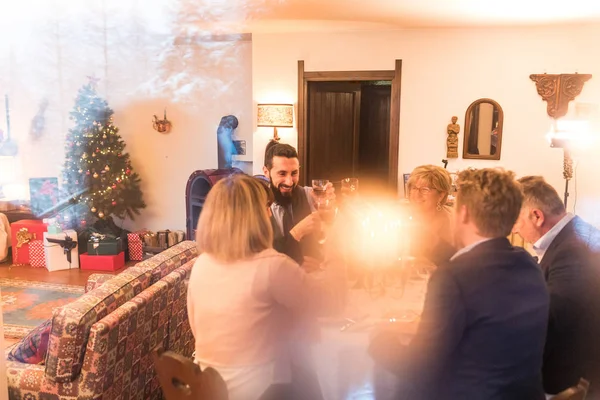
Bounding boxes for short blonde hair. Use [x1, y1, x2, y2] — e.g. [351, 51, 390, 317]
[517, 176, 565, 217]
[456, 168, 523, 237]
[407, 165, 452, 201]
[196, 174, 273, 262]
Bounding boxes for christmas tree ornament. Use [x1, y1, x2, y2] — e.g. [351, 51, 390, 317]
[104, 165, 110, 171]
[78, 169, 83, 173]
[112, 200, 117, 206]
[91, 207, 97, 213]
[98, 211, 104, 218]
[82, 152, 88, 159]
[93, 172, 99, 178]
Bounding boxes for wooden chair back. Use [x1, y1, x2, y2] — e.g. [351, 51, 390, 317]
[550, 378, 590, 400]
[152, 350, 228, 400]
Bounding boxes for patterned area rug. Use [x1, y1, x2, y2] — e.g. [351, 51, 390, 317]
[0, 278, 84, 339]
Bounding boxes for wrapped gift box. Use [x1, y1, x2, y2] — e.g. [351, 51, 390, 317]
[29, 240, 46, 268]
[11, 220, 48, 264]
[43, 230, 79, 272]
[127, 231, 147, 261]
[168, 230, 186, 247]
[87, 233, 123, 256]
[80, 252, 125, 271]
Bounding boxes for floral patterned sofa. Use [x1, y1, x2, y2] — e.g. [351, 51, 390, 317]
[6, 240, 198, 399]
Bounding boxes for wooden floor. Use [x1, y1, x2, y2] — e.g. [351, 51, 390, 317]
[0, 260, 127, 286]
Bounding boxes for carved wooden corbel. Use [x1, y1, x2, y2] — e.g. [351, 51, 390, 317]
[529, 73, 592, 118]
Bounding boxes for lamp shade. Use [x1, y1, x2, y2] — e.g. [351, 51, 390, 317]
[257, 104, 294, 128]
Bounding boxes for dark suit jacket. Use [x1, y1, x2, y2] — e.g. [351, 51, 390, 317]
[371, 238, 549, 400]
[538, 216, 600, 394]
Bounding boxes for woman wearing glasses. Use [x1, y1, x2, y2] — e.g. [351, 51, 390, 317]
[406, 165, 456, 265]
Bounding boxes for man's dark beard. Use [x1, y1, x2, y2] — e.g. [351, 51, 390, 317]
[270, 178, 297, 207]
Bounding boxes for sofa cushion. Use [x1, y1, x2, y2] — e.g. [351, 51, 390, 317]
[81, 264, 192, 398]
[137, 240, 197, 284]
[163, 260, 195, 357]
[84, 240, 198, 292]
[7, 319, 52, 364]
[45, 240, 198, 383]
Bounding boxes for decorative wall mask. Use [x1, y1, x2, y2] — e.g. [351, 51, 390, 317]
[153, 109, 172, 133]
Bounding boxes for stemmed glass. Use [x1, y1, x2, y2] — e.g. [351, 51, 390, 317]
[341, 177, 359, 197]
[312, 179, 336, 244]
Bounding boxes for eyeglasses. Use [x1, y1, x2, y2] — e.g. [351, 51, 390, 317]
[409, 186, 432, 195]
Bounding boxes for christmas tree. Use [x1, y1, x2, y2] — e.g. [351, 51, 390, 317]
[60, 78, 145, 230]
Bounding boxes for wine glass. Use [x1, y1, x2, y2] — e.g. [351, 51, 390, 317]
[311, 179, 329, 197]
[311, 179, 335, 244]
[341, 177, 359, 197]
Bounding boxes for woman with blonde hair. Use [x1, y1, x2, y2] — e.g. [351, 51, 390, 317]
[188, 174, 345, 400]
[406, 164, 456, 265]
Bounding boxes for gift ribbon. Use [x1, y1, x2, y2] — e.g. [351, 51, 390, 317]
[16, 228, 35, 248]
[46, 235, 78, 265]
[13, 228, 36, 265]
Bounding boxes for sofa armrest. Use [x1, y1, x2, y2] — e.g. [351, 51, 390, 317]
[85, 273, 114, 292]
[6, 361, 47, 396]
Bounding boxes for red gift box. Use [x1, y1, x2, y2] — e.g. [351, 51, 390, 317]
[80, 252, 125, 271]
[10, 220, 48, 264]
[29, 240, 46, 268]
[127, 231, 146, 261]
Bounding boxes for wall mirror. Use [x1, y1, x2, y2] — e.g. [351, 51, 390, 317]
[463, 98, 503, 160]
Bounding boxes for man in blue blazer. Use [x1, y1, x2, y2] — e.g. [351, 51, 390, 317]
[513, 176, 600, 397]
[370, 168, 549, 400]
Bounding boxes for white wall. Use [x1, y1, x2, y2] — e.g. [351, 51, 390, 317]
[252, 25, 600, 226]
[0, 0, 253, 231]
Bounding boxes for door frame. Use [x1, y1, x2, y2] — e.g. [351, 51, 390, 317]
[297, 60, 402, 191]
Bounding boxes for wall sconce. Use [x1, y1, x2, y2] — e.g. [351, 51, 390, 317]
[153, 109, 172, 134]
[257, 104, 294, 141]
[545, 120, 583, 208]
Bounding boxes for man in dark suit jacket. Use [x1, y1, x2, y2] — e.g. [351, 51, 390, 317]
[513, 176, 600, 396]
[370, 168, 549, 400]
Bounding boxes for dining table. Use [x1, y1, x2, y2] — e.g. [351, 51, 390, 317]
[312, 269, 429, 400]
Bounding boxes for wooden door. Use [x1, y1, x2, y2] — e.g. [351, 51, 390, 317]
[358, 84, 392, 193]
[306, 81, 361, 184]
